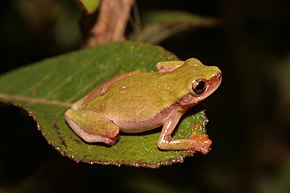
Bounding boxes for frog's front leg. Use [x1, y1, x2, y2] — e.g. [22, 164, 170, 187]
[156, 61, 184, 72]
[65, 109, 119, 145]
[156, 58, 203, 72]
[158, 110, 212, 154]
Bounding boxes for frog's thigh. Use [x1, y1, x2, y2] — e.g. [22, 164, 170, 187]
[65, 109, 119, 145]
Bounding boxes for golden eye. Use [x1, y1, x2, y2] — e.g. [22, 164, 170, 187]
[192, 79, 207, 95]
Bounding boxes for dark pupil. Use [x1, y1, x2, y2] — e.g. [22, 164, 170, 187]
[196, 81, 205, 91]
[193, 80, 206, 94]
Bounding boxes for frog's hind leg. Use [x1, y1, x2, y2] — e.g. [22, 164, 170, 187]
[65, 109, 119, 145]
[72, 71, 140, 109]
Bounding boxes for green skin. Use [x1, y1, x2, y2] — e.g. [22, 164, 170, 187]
[65, 58, 222, 154]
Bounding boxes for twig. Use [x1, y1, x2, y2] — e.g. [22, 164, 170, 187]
[82, 0, 135, 47]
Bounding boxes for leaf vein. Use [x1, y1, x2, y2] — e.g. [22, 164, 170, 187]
[0, 93, 71, 107]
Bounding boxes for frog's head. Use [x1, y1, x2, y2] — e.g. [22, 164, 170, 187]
[177, 58, 222, 109]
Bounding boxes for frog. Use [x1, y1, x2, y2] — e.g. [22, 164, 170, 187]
[65, 58, 222, 154]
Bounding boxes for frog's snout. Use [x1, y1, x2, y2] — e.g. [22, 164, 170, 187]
[215, 71, 222, 81]
[210, 71, 222, 89]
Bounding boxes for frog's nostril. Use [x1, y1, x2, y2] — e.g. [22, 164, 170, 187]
[214, 72, 222, 80]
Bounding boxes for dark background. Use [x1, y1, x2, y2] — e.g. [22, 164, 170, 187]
[1, 0, 290, 192]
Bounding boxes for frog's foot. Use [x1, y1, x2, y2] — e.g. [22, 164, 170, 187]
[65, 109, 119, 145]
[188, 134, 212, 154]
[187, 123, 212, 154]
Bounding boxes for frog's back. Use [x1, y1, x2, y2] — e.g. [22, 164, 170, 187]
[93, 71, 189, 122]
[83, 62, 204, 122]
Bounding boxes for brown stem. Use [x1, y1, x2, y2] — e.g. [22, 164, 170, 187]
[82, 0, 135, 47]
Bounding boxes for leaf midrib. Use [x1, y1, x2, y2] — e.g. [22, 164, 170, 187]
[0, 93, 71, 107]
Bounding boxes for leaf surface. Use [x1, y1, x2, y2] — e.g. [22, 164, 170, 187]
[131, 10, 220, 44]
[76, 0, 100, 14]
[0, 42, 209, 168]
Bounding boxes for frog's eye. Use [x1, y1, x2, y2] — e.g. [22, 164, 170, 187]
[192, 79, 207, 95]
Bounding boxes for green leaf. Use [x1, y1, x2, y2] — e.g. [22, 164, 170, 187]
[142, 10, 220, 25]
[0, 42, 209, 168]
[76, 0, 100, 14]
[131, 10, 220, 44]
